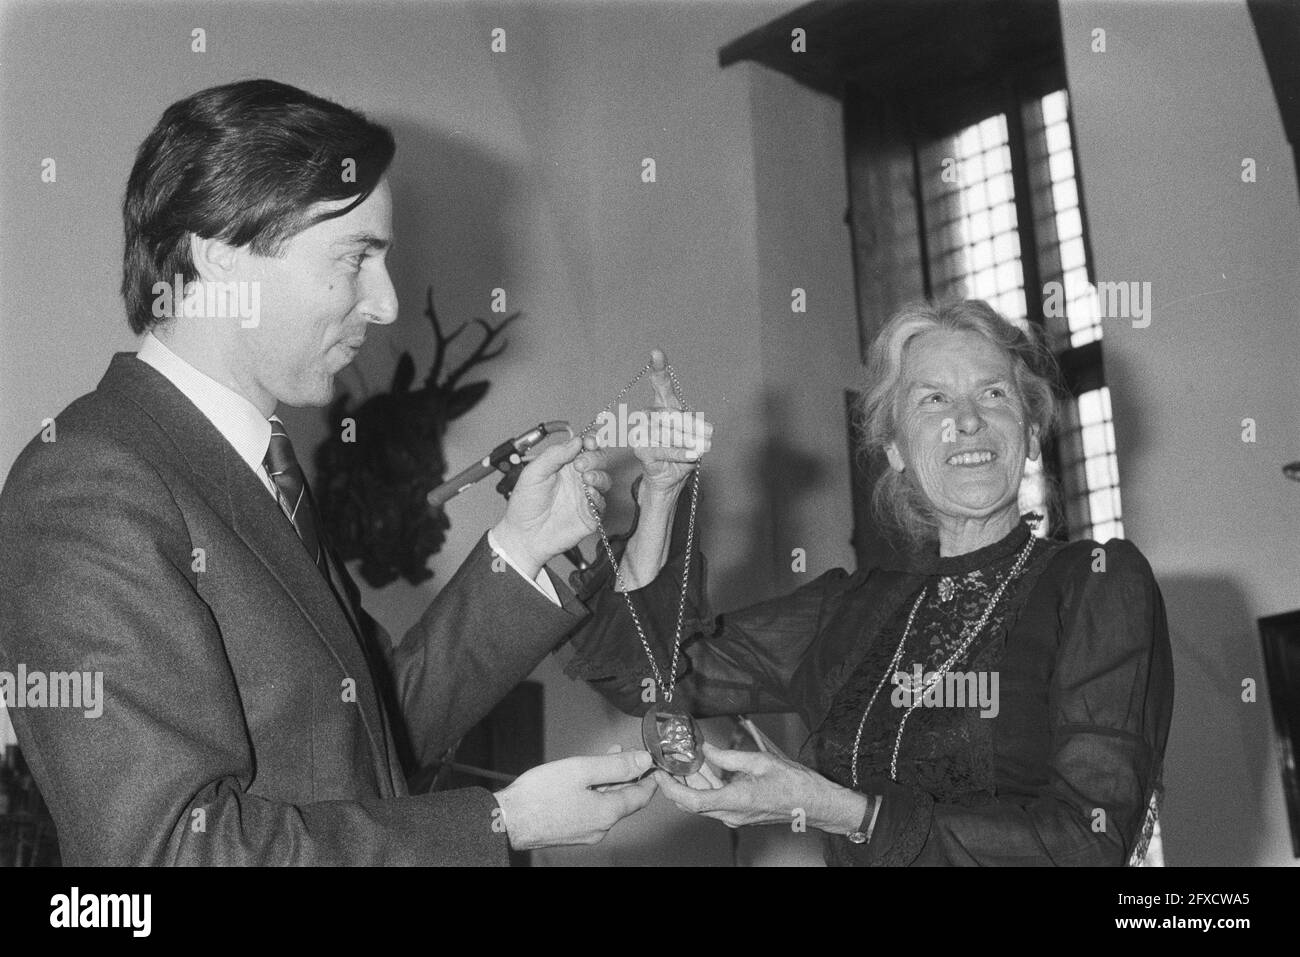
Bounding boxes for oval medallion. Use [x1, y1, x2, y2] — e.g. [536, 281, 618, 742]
[642, 705, 705, 776]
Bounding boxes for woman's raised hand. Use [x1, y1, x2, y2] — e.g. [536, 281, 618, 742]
[631, 348, 713, 496]
[590, 348, 713, 592]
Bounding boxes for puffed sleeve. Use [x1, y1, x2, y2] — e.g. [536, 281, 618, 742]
[833, 538, 1174, 866]
[564, 482, 852, 718]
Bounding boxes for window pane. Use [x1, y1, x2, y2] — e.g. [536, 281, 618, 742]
[918, 113, 1025, 318]
[1024, 90, 1104, 352]
[1041, 89, 1069, 124]
[1056, 386, 1125, 541]
[915, 91, 1124, 544]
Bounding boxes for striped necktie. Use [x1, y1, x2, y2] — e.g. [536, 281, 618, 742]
[265, 421, 405, 779]
[264, 419, 329, 580]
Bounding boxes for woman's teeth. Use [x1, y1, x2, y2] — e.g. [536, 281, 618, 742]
[947, 451, 996, 466]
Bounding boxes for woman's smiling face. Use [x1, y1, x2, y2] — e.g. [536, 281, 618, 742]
[885, 328, 1041, 527]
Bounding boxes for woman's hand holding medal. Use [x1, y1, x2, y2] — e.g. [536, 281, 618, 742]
[655, 742, 871, 836]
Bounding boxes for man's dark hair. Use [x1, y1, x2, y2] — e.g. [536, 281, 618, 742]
[121, 79, 396, 334]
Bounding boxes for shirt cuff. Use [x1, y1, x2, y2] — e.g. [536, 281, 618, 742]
[863, 794, 883, 843]
[487, 528, 561, 606]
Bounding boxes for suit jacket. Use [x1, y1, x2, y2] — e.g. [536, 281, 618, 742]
[0, 353, 586, 865]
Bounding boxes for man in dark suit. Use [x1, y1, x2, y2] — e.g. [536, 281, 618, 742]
[0, 79, 670, 865]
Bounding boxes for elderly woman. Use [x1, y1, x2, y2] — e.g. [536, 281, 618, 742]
[566, 299, 1174, 866]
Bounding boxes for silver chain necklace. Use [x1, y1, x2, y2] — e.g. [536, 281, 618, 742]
[579, 362, 703, 775]
[850, 532, 1036, 788]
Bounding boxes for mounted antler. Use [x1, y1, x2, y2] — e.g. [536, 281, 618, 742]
[315, 282, 525, 587]
[424, 285, 521, 392]
[443, 315, 521, 390]
[425, 285, 467, 388]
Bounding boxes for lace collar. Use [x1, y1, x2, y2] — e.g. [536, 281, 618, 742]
[886, 517, 1035, 577]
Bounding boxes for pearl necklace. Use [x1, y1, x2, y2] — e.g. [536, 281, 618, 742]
[849, 531, 1036, 788]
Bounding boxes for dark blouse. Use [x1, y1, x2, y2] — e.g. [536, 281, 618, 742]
[565, 510, 1174, 867]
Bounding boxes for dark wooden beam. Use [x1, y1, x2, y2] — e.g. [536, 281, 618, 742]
[1056, 339, 1104, 398]
[1247, 0, 1300, 204]
[719, 0, 1063, 103]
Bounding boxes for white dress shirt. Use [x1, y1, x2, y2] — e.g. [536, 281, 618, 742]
[137, 333, 560, 604]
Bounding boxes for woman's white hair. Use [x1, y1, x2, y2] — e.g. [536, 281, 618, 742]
[856, 298, 1063, 547]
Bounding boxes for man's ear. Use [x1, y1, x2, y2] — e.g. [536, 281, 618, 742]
[188, 234, 240, 283]
[885, 441, 906, 472]
[1027, 423, 1042, 462]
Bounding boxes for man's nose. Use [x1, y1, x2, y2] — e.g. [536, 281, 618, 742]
[360, 264, 399, 325]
